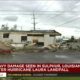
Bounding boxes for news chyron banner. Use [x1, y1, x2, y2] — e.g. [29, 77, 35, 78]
[0, 63, 80, 77]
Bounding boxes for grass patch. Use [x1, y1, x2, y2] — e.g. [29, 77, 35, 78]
[1, 77, 80, 80]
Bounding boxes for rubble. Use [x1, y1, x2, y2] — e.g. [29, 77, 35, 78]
[0, 40, 13, 53]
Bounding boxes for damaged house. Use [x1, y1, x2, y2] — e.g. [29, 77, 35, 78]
[0, 30, 61, 48]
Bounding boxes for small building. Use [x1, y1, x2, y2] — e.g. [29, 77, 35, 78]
[0, 30, 61, 47]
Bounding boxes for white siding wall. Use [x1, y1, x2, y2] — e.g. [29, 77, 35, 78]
[0, 33, 3, 40]
[10, 33, 27, 43]
[0, 32, 27, 43]
[44, 34, 50, 46]
[50, 37, 56, 44]
[44, 34, 56, 46]
[10, 34, 21, 43]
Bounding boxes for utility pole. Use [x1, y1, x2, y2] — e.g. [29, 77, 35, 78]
[21, 26, 22, 30]
[32, 12, 37, 31]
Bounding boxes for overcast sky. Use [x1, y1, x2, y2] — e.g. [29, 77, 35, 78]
[0, 0, 80, 38]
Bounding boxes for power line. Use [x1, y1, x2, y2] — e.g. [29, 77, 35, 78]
[0, 13, 78, 15]
[57, 17, 80, 27]
[0, 10, 80, 12]
[0, 0, 80, 1]
[0, 11, 79, 15]
[50, 11, 66, 19]
[0, 12, 79, 15]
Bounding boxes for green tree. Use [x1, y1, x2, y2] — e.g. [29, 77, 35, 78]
[70, 36, 75, 42]
[1, 24, 9, 30]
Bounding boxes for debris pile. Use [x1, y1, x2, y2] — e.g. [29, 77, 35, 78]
[0, 40, 12, 53]
[0, 41, 11, 50]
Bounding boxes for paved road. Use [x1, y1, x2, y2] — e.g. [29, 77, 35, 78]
[0, 51, 80, 63]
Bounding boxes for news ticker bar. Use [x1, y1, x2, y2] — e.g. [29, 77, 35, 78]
[1, 73, 80, 77]
[7, 73, 80, 77]
[0, 63, 80, 73]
